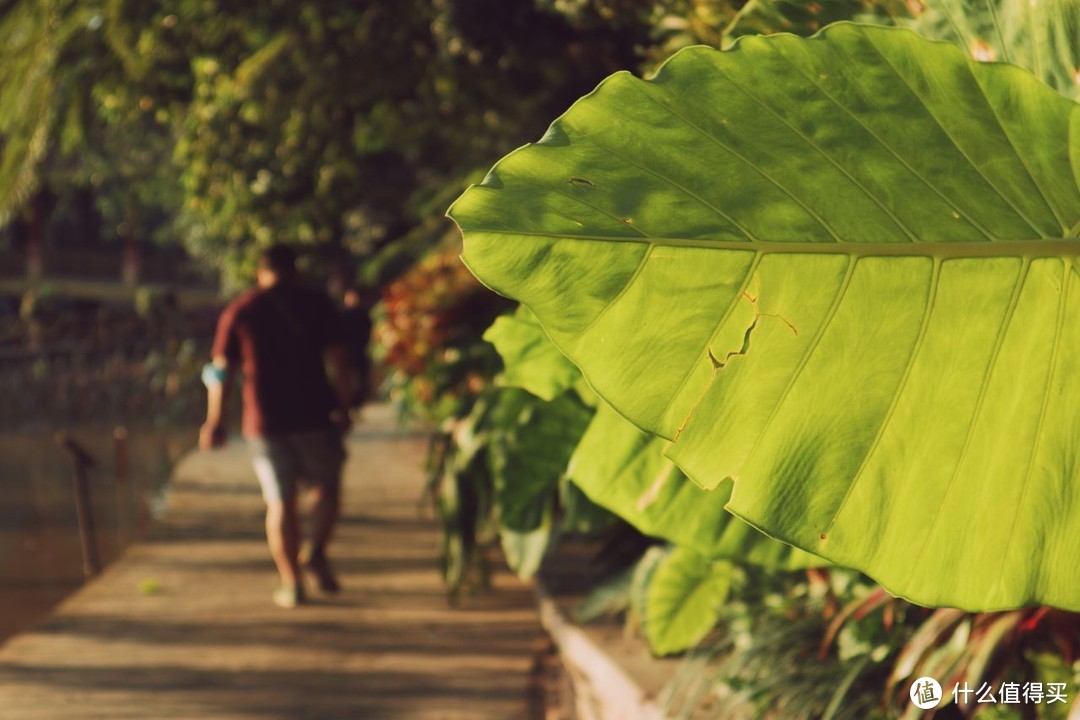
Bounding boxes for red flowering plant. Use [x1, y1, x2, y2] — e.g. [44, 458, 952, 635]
[372, 247, 511, 423]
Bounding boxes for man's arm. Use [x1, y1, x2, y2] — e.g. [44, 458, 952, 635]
[201, 300, 242, 450]
[199, 355, 235, 450]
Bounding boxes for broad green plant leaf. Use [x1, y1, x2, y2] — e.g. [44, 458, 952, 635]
[485, 387, 592, 577]
[642, 547, 734, 656]
[490, 304, 812, 562]
[484, 306, 586, 401]
[488, 387, 592, 532]
[449, 24, 1080, 610]
[570, 403, 822, 569]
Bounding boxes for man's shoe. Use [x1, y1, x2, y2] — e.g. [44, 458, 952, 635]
[272, 584, 305, 609]
[305, 552, 341, 593]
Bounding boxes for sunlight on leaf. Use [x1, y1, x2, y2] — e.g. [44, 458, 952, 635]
[451, 24, 1080, 611]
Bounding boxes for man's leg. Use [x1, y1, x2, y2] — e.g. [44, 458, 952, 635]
[306, 482, 341, 593]
[265, 496, 302, 587]
[250, 437, 304, 607]
[308, 480, 340, 557]
[300, 429, 347, 592]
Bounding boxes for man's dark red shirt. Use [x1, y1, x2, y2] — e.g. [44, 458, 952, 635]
[212, 282, 341, 438]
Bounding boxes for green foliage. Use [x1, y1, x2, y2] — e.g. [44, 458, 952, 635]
[573, 563, 635, 623]
[2, 0, 665, 284]
[426, 392, 497, 597]
[487, 387, 594, 533]
[621, 0, 1080, 103]
[484, 307, 588, 402]
[123, 0, 659, 281]
[658, 564, 1080, 719]
[489, 302, 822, 567]
[878, 0, 1080, 102]
[702, 615, 894, 720]
[526, 285, 1077, 711]
[571, 402, 823, 568]
[0, 1, 57, 218]
[881, 607, 1080, 717]
[640, 546, 736, 656]
[481, 384, 604, 578]
[660, 568, 907, 719]
[0, 0, 184, 238]
[427, 381, 601, 588]
[158, 3, 433, 271]
[450, 24, 1080, 611]
[725, 0, 867, 42]
[488, 307, 817, 658]
[0, 1, 106, 218]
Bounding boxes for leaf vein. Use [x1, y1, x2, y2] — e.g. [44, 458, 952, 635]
[995, 260, 1070, 600]
[660, 253, 763, 441]
[964, 60, 1068, 230]
[862, 32, 1060, 235]
[768, 40, 1021, 241]
[560, 120, 759, 241]
[736, 256, 858, 471]
[628, 80, 845, 243]
[460, 227, 1080, 256]
[713, 51, 920, 242]
[903, 258, 1032, 588]
[569, 244, 656, 343]
[820, 257, 942, 539]
[508, 174, 652, 239]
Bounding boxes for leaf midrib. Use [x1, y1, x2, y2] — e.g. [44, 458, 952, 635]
[466, 227, 1080, 257]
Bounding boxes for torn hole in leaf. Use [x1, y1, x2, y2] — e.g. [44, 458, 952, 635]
[707, 291, 798, 371]
[675, 288, 798, 443]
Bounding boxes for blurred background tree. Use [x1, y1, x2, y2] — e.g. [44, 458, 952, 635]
[0, 0, 665, 287]
[3, 0, 1076, 289]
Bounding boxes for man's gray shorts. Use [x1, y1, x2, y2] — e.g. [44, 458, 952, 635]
[248, 428, 346, 503]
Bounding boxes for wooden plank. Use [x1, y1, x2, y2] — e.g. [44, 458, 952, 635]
[0, 405, 544, 719]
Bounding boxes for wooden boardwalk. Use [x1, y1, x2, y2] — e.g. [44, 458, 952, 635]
[0, 406, 545, 719]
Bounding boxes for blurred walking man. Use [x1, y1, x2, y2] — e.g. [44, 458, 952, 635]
[199, 243, 353, 608]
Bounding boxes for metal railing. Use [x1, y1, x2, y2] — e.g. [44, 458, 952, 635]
[56, 427, 152, 581]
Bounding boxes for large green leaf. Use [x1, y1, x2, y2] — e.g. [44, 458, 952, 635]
[484, 306, 586, 402]
[640, 547, 734, 656]
[490, 304, 816, 565]
[449, 24, 1080, 610]
[571, 402, 821, 569]
[487, 387, 592, 534]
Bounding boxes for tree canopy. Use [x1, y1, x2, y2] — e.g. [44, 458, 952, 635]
[2, 0, 1074, 284]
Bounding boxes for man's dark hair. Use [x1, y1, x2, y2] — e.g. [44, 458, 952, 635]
[258, 243, 298, 277]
